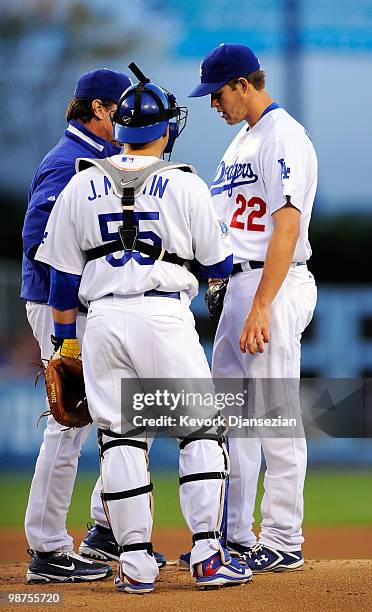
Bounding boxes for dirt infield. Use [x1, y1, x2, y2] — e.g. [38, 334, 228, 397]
[1, 528, 371, 611]
[1, 525, 372, 564]
[0, 560, 371, 612]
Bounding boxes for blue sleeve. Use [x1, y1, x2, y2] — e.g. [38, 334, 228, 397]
[22, 163, 76, 260]
[49, 267, 81, 310]
[196, 254, 233, 279]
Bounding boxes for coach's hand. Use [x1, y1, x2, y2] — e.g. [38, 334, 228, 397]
[239, 300, 270, 355]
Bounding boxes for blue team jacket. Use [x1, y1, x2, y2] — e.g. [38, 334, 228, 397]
[21, 120, 120, 302]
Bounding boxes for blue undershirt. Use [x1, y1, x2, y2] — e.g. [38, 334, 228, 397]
[197, 254, 233, 279]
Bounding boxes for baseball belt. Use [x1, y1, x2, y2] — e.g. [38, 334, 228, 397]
[231, 261, 306, 275]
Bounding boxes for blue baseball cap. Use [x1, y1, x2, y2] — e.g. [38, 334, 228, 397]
[189, 43, 260, 98]
[74, 69, 132, 103]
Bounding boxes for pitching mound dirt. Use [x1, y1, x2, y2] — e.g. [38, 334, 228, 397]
[0, 560, 371, 612]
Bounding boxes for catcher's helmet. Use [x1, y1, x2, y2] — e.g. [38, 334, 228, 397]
[113, 64, 187, 155]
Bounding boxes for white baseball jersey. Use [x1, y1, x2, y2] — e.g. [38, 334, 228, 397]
[36, 154, 232, 302]
[210, 108, 318, 263]
[211, 106, 318, 552]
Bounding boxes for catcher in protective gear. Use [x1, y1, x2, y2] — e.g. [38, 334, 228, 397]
[43, 336, 92, 428]
[205, 279, 229, 324]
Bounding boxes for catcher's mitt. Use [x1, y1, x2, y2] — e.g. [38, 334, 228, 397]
[204, 279, 229, 324]
[42, 337, 92, 428]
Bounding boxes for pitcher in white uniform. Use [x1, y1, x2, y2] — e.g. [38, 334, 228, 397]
[36, 69, 253, 593]
[190, 44, 317, 572]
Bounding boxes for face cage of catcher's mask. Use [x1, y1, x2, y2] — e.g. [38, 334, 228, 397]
[163, 105, 188, 159]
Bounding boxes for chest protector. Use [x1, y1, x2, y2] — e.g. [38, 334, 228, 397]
[76, 157, 196, 266]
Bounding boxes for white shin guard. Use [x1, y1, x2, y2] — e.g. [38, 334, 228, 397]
[98, 431, 158, 583]
[179, 438, 228, 567]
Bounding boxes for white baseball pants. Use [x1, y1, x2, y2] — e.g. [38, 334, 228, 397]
[82, 293, 226, 582]
[212, 264, 317, 551]
[24, 302, 107, 552]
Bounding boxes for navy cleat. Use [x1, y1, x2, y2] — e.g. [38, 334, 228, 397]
[79, 523, 167, 568]
[26, 549, 112, 584]
[193, 548, 252, 589]
[115, 563, 154, 595]
[245, 543, 304, 573]
[153, 550, 166, 569]
[179, 550, 191, 569]
[79, 524, 118, 561]
[227, 540, 254, 558]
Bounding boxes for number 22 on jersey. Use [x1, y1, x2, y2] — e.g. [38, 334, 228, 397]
[230, 193, 266, 232]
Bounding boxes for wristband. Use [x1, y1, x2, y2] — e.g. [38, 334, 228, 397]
[54, 321, 77, 339]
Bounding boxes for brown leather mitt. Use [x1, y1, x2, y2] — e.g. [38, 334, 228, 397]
[43, 337, 92, 428]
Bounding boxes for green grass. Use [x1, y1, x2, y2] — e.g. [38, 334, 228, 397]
[0, 470, 371, 529]
[303, 470, 372, 525]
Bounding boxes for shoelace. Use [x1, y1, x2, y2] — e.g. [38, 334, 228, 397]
[61, 550, 93, 563]
[247, 543, 263, 558]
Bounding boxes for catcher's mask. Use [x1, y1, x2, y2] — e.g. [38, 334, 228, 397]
[113, 62, 187, 158]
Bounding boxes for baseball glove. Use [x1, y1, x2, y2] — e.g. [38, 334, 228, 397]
[42, 337, 92, 428]
[204, 279, 229, 324]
